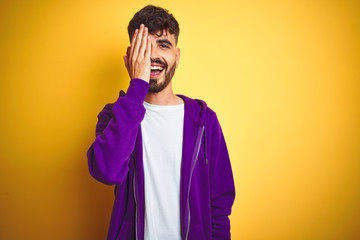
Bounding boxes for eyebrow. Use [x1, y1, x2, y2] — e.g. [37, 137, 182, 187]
[156, 39, 173, 47]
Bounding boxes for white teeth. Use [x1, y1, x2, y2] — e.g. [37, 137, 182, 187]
[151, 66, 164, 71]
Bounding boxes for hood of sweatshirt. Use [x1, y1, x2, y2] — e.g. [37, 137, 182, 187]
[118, 89, 207, 128]
[177, 94, 207, 128]
[119, 89, 208, 128]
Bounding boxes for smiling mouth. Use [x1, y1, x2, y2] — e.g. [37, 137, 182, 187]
[150, 65, 165, 78]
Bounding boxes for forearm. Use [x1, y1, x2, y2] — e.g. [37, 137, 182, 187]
[87, 78, 149, 185]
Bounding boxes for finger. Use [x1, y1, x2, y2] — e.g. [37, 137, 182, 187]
[144, 36, 151, 60]
[138, 27, 148, 57]
[132, 24, 144, 60]
[129, 28, 138, 59]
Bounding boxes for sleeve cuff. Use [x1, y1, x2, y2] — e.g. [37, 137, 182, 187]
[125, 78, 149, 103]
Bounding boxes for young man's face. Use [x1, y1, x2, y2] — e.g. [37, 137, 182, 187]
[148, 29, 180, 93]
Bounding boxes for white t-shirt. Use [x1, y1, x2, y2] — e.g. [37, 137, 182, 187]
[141, 101, 184, 240]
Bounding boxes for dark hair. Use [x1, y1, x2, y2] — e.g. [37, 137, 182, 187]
[128, 5, 180, 44]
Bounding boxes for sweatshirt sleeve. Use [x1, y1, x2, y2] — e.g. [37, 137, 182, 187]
[208, 114, 236, 239]
[87, 78, 149, 185]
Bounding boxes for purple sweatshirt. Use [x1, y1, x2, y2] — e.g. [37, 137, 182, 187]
[87, 79, 235, 240]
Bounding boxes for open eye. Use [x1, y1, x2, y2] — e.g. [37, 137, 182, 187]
[160, 44, 169, 49]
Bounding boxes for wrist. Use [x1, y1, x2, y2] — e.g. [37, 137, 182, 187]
[131, 77, 149, 83]
[126, 78, 149, 102]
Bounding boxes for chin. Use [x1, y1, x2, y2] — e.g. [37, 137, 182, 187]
[148, 64, 176, 93]
[148, 77, 170, 93]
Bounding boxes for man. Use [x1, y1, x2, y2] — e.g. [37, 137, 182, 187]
[87, 5, 235, 240]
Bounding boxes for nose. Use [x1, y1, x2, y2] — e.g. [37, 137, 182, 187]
[150, 42, 157, 58]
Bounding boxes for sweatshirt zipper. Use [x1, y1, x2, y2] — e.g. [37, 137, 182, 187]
[185, 125, 205, 240]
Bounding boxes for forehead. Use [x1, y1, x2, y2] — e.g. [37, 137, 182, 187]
[149, 29, 176, 43]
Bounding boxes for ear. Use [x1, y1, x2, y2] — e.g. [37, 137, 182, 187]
[176, 48, 180, 67]
[126, 47, 131, 57]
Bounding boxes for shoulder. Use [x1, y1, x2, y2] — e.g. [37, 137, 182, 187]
[179, 94, 219, 124]
[204, 105, 222, 139]
[97, 102, 114, 120]
[97, 90, 126, 119]
[179, 94, 221, 126]
[205, 105, 217, 122]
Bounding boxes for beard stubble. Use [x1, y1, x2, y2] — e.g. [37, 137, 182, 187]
[148, 62, 177, 93]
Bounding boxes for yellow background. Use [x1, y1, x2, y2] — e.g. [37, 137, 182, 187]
[1, 0, 359, 239]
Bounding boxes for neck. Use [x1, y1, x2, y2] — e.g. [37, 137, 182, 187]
[144, 82, 184, 105]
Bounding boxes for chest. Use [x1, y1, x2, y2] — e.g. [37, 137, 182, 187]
[141, 105, 184, 154]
